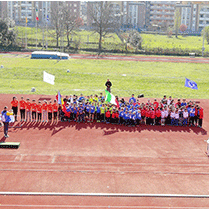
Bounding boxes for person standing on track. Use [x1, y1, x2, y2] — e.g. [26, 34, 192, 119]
[1, 106, 13, 138]
[19, 97, 26, 122]
[31, 99, 37, 122]
[42, 100, 48, 122]
[11, 96, 18, 121]
[105, 79, 112, 93]
[37, 101, 42, 122]
[25, 98, 31, 122]
[52, 100, 58, 121]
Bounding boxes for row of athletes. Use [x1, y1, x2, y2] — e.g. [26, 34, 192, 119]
[61, 101, 203, 128]
[11, 97, 59, 122]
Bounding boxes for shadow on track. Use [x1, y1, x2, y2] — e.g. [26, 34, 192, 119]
[12, 121, 207, 136]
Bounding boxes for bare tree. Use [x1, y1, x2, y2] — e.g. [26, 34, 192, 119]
[48, 2, 63, 47]
[174, 8, 181, 38]
[88, 1, 119, 53]
[62, 5, 83, 47]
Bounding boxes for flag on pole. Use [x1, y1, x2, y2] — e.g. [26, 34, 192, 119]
[43, 71, 55, 85]
[25, 17, 28, 24]
[46, 15, 49, 22]
[36, 8, 39, 21]
[56, 91, 64, 105]
[185, 78, 198, 90]
[105, 90, 117, 105]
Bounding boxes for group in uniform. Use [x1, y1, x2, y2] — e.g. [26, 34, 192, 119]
[59, 94, 204, 128]
[5, 94, 204, 129]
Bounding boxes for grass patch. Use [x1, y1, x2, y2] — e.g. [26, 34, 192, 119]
[0, 55, 209, 99]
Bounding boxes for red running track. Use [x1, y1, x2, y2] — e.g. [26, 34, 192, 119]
[3, 51, 209, 63]
[0, 94, 209, 208]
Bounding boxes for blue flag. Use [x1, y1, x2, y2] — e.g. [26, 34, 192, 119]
[47, 15, 49, 21]
[185, 78, 198, 90]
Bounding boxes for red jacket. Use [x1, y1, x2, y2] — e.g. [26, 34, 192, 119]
[199, 108, 203, 119]
[155, 109, 161, 118]
[150, 110, 155, 119]
[141, 108, 146, 117]
[145, 110, 150, 118]
[153, 101, 159, 109]
[105, 111, 111, 118]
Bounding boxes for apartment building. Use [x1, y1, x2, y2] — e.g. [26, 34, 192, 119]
[149, 1, 176, 29]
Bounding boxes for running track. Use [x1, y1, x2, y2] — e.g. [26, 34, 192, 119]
[4, 51, 209, 63]
[0, 87, 209, 206]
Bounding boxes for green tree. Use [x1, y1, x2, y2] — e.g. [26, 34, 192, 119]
[174, 9, 181, 38]
[127, 30, 142, 51]
[202, 26, 209, 44]
[0, 19, 16, 46]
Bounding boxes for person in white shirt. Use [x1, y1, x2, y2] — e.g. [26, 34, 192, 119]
[183, 108, 189, 126]
[167, 96, 172, 106]
[161, 107, 165, 126]
[170, 109, 175, 126]
[164, 106, 169, 125]
[174, 109, 179, 126]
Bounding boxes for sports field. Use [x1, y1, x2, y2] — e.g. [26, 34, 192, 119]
[0, 53, 209, 99]
[0, 52, 209, 208]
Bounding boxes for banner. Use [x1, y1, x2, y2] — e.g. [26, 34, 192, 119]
[185, 78, 198, 90]
[43, 71, 55, 85]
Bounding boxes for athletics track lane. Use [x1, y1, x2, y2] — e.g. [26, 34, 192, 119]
[0, 195, 209, 208]
[5, 51, 209, 63]
[0, 94, 208, 208]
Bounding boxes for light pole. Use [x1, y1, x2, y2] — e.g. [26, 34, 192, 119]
[202, 28, 205, 57]
[25, 7, 27, 49]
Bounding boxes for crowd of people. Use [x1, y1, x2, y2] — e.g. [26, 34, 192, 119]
[2, 93, 203, 128]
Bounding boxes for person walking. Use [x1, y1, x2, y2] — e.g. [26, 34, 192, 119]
[1, 106, 13, 138]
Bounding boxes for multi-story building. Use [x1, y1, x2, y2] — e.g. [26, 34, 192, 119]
[87, 1, 145, 30]
[6, 1, 49, 26]
[176, 2, 209, 32]
[149, 1, 176, 30]
[0, 1, 7, 19]
[121, 1, 146, 29]
[4, 1, 80, 26]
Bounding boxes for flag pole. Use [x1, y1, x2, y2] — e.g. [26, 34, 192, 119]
[25, 17, 27, 49]
[36, 18, 37, 49]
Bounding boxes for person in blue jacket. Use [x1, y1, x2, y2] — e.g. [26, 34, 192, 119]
[129, 94, 136, 104]
[1, 106, 13, 138]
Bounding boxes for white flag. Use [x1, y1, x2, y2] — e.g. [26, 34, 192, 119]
[43, 71, 55, 85]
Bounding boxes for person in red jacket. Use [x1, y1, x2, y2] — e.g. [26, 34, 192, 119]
[197, 106, 203, 128]
[145, 106, 150, 125]
[150, 108, 156, 125]
[105, 108, 111, 124]
[52, 100, 58, 121]
[11, 96, 18, 121]
[42, 100, 48, 122]
[153, 99, 159, 109]
[19, 97, 26, 122]
[155, 107, 161, 125]
[25, 98, 31, 122]
[37, 101, 42, 122]
[47, 101, 53, 122]
[31, 99, 37, 121]
[141, 106, 146, 125]
[111, 110, 119, 124]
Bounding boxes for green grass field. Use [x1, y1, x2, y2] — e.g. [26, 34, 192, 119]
[16, 27, 209, 53]
[141, 34, 208, 52]
[0, 54, 208, 99]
